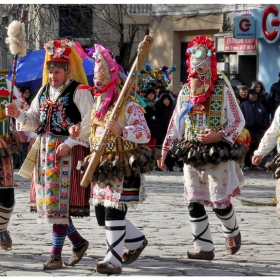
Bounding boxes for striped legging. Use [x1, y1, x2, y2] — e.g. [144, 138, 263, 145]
[0, 188, 15, 232]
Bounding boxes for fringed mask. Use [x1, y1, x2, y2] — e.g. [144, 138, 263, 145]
[92, 44, 119, 118]
[93, 47, 112, 89]
[186, 36, 217, 104]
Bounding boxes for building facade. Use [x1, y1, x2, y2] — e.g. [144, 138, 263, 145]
[1, 4, 270, 94]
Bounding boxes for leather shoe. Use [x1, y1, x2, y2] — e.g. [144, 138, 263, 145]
[64, 239, 89, 266]
[43, 255, 62, 270]
[187, 249, 215, 260]
[122, 238, 148, 265]
[96, 261, 122, 275]
[225, 232, 241, 255]
[0, 230, 12, 251]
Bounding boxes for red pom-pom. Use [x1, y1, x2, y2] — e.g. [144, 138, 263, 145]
[63, 48, 71, 56]
[53, 40, 60, 48]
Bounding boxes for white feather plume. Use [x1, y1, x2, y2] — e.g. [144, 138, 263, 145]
[5, 20, 27, 57]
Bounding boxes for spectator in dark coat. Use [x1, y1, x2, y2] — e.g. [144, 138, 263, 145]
[268, 72, 280, 120]
[251, 80, 270, 116]
[143, 88, 162, 149]
[240, 89, 270, 170]
[155, 86, 165, 100]
[155, 91, 176, 171]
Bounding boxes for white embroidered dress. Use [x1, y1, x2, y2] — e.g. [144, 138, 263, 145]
[163, 84, 245, 209]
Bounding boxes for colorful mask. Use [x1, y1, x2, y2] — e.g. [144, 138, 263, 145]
[137, 62, 176, 92]
[92, 44, 119, 118]
[186, 35, 217, 104]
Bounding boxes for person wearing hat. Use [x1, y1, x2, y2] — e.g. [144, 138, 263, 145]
[5, 39, 95, 270]
[240, 89, 269, 171]
[268, 72, 280, 120]
[157, 35, 245, 260]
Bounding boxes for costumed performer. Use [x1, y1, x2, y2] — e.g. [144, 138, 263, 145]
[76, 44, 151, 275]
[157, 35, 245, 260]
[5, 39, 95, 270]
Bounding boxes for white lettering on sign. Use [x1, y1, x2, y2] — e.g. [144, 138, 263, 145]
[224, 36, 257, 52]
[227, 38, 244, 43]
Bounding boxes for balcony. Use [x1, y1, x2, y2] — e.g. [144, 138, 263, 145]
[127, 4, 152, 16]
[124, 4, 151, 25]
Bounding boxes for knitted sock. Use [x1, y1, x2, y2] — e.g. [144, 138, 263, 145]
[66, 217, 85, 252]
[124, 219, 145, 250]
[51, 223, 69, 256]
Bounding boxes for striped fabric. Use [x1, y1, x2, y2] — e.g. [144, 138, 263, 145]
[69, 145, 91, 217]
[0, 204, 14, 232]
[18, 136, 40, 179]
[51, 223, 69, 256]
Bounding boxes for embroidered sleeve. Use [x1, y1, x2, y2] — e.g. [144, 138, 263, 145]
[162, 95, 181, 151]
[64, 88, 95, 148]
[16, 90, 41, 132]
[254, 106, 280, 157]
[122, 101, 151, 144]
[219, 87, 245, 144]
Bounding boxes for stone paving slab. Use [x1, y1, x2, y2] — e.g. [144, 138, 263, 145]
[0, 169, 280, 276]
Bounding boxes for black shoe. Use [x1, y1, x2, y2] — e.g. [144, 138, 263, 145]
[0, 230, 12, 251]
[154, 166, 162, 171]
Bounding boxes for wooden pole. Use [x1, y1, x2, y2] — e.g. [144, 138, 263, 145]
[9, 5, 28, 125]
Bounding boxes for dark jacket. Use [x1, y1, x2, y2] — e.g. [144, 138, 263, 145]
[257, 94, 269, 114]
[251, 80, 270, 114]
[240, 99, 270, 142]
[143, 97, 162, 139]
[155, 93, 175, 145]
[268, 80, 280, 117]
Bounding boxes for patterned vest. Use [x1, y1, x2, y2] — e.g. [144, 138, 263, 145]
[180, 83, 227, 141]
[37, 80, 82, 136]
[89, 97, 138, 154]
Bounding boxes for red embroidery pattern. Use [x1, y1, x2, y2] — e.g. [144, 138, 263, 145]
[124, 102, 150, 143]
[220, 88, 241, 142]
[163, 102, 179, 151]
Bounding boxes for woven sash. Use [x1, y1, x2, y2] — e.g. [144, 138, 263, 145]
[18, 136, 40, 179]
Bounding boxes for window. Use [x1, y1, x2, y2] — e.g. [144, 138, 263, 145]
[59, 5, 93, 38]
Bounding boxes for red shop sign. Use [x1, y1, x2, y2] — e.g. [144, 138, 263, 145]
[224, 36, 256, 52]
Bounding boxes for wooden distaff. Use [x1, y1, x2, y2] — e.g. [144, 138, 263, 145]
[80, 35, 154, 187]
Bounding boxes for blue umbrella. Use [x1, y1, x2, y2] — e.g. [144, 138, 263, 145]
[7, 49, 95, 94]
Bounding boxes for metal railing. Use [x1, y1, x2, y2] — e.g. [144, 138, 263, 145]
[127, 4, 152, 15]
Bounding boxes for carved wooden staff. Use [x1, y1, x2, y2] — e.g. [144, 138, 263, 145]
[80, 35, 154, 187]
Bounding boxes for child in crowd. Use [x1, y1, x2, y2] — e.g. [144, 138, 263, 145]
[236, 127, 252, 170]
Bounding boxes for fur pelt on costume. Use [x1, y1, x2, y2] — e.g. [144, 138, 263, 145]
[5, 20, 27, 57]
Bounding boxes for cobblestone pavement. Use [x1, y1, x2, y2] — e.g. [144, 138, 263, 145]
[1, 167, 280, 276]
